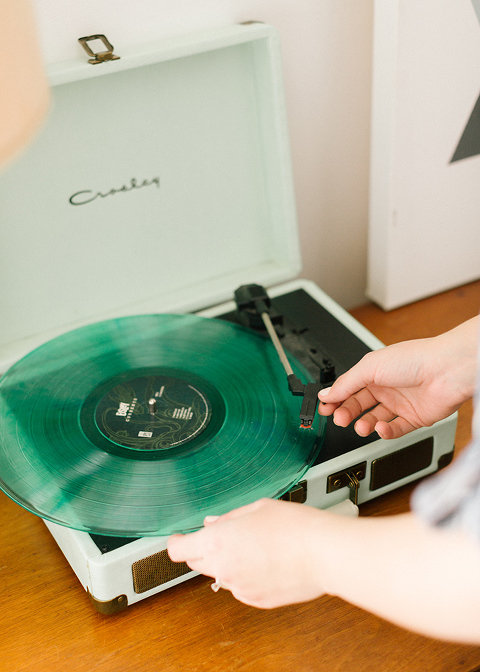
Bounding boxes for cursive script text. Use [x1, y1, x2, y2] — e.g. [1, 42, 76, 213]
[69, 177, 160, 206]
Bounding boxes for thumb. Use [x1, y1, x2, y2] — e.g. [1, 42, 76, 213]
[319, 356, 375, 404]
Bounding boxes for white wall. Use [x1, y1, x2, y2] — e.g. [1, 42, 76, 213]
[33, 0, 374, 309]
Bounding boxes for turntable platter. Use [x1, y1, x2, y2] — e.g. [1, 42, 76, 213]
[0, 314, 325, 536]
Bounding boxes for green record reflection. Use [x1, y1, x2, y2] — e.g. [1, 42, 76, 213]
[0, 314, 326, 536]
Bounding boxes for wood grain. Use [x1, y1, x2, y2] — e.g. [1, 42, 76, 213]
[1, 281, 480, 671]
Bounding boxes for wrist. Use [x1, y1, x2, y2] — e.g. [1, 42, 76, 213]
[306, 508, 356, 599]
[435, 316, 479, 401]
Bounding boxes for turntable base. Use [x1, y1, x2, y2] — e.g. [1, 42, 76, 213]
[1, 281, 479, 672]
[39, 277, 457, 611]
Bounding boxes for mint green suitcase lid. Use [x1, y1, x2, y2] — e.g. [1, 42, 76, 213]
[0, 23, 300, 364]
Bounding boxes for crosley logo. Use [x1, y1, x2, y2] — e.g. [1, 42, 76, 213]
[69, 177, 160, 206]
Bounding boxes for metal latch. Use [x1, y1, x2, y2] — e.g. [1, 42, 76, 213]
[326, 461, 366, 506]
[346, 471, 361, 506]
[280, 480, 307, 504]
[78, 34, 120, 65]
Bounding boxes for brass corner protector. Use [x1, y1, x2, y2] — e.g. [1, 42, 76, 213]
[87, 589, 128, 615]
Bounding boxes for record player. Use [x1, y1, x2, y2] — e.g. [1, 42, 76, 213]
[0, 24, 456, 614]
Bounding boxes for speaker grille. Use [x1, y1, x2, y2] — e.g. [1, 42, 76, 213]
[132, 550, 192, 594]
[370, 437, 434, 491]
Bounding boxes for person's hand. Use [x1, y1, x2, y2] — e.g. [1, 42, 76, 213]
[168, 498, 327, 608]
[171, 499, 480, 642]
[318, 318, 478, 439]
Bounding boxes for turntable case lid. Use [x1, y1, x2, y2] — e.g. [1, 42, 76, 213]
[0, 23, 300, 366]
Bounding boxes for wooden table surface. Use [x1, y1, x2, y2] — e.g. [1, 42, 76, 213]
[2, 282, 480, 672]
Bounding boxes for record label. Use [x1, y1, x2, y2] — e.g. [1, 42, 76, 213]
[93, 374, 212, 451]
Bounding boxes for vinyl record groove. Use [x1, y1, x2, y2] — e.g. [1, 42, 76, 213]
[0, 314, 325, 536]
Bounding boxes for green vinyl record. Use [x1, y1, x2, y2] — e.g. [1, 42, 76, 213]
[0, 314, 325, 537]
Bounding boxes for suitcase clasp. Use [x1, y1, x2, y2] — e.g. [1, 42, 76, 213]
[78, 34, 120, 65]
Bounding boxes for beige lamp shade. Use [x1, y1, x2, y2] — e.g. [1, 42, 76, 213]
[0, 0, 49, 169]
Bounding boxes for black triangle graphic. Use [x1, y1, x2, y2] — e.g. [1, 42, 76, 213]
[450, 92, 480, 163]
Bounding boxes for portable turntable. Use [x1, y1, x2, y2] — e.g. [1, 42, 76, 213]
[0, 24, 456, 613]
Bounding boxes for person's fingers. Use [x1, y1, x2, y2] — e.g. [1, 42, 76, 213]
[167, 530, 206, 563]
[331, 387, 380, 427]
[207, 498, 267, 523]
[168, 500, 268, 563]
[353, 403, 397, 437]
[317, 400, 342, 416]
[182, 557, 217, 578]
[318, 355, 376, 404]
[374, 416, 416, 440]
[203, 515, 220, 526]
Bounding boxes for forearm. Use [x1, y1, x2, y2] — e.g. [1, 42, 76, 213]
[313, 510, 480, 643]
[433, 315, 479, 401]
[168, 496, 480, 642]
[441, 314, 479, 354]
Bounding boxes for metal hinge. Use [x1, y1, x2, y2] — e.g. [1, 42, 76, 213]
[326, 461, 367, 506]
[280, 480, 307, 504]
[78, 34, 120, 65]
